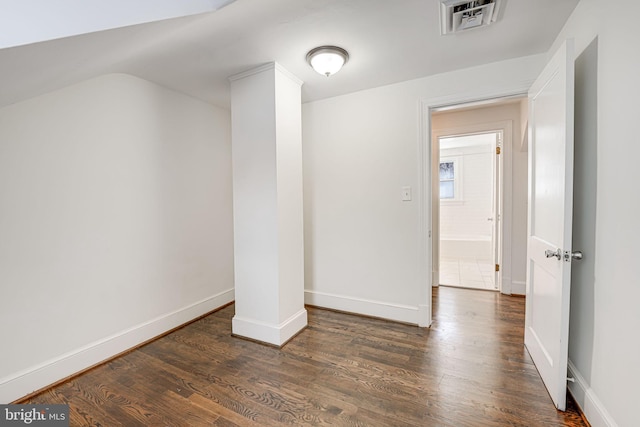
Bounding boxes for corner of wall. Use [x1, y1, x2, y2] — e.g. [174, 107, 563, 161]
[568, 360, 619, 427]
[1, 290, 234, 404]
[511, 280, 526, 295]
[0, 71, 234, 403]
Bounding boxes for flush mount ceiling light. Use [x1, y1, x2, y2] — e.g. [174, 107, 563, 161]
[306, 46, 349, 77]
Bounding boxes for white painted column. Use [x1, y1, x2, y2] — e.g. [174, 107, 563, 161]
[229, 62, 307, 346]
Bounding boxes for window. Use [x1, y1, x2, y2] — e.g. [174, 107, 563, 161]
[440, 157, 462, 201]
[439, 161, 456, 199]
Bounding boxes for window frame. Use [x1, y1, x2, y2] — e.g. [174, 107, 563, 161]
[439, 156, 463, 203]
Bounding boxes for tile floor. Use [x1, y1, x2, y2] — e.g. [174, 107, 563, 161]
[439, 257, 497, 290]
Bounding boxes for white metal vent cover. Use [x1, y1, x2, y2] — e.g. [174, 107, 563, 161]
[439, 0, 503, 35]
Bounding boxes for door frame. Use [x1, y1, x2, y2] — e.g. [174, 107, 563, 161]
[432, 123, 510, 293]
[417, 84, 532, 327]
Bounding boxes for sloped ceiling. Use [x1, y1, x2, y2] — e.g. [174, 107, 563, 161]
[0, 0, 237, 49]
[0, 0, 579, 110]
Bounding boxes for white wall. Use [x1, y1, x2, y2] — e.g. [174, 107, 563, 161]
[230, 66, 280, 331]
[0, 73, 234, 402]
[432, 102, 528, 294]
[551, 1, 640, 426]
[439, 140, 495, 242]
[439, 142, 494, 262]
[302, 54, 545, 323]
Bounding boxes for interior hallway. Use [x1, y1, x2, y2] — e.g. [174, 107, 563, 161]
[24, 287, 585, 426]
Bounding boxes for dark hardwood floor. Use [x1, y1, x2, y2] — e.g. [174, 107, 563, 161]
[26, 287, 586, 426]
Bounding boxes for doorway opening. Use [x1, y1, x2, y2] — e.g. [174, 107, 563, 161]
[427, 95, 528, 301]
[417, 90, 530, 327]
[437, 130, 502, 291]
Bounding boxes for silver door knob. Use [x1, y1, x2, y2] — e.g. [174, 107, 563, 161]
[571, 251, 583, 261]
[545, 248, 562, 260]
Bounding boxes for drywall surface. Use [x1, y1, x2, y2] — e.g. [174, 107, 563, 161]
[0, 73, 234, 402]
[302, 54, 544, 323]
[552, 1, 640, 426]
[439, 140, 495, 242]
[0, 0, 235, 48]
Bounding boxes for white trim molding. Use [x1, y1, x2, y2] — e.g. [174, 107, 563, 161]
[511, 280, 526, 295]
[232, 308, 308, 347]
[417, 99, 433, 326]
[305, 290, 419, 325]
[0, 288, 235, 404]
[417, 304, 430, 327]
[228, 62, 303, 86]
[568, 360, 619, 427]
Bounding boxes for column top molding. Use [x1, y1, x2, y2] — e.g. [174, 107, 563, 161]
[228, 62, 303, 87]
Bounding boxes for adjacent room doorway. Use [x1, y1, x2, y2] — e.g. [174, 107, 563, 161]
[437, 130, 502, 291]
[429, 105, 521, 297]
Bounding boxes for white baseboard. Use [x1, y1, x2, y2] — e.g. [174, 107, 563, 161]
[418, 304, 431, 327]
[304, 290, 419, 325]
[511, 280, 526, 295]
[0, 288, 235, 404]
[232, 308, 308, 346]
[499, 276, 512, 295]
[568, 360, 619, 427]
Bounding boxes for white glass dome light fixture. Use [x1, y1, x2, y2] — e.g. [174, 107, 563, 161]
[306, 46, 349, 77]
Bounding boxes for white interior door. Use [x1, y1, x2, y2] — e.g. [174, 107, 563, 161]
[525, 39, 575, 411]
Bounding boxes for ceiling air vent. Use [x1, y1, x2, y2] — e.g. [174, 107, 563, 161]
[439, 0, 503, 35]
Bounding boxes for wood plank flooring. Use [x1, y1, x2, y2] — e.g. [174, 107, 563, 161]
[26, 287, 586, 426]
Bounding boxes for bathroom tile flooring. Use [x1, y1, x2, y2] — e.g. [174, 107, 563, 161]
[440, 257, 497, 290]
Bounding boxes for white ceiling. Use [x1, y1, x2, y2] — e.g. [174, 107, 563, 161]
[0, 0, 237, 49]
[0, 0, 579, 110]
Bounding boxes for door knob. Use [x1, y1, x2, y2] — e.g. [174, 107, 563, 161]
[545, 248, 562, 260]
[570, 251, 583, 261]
